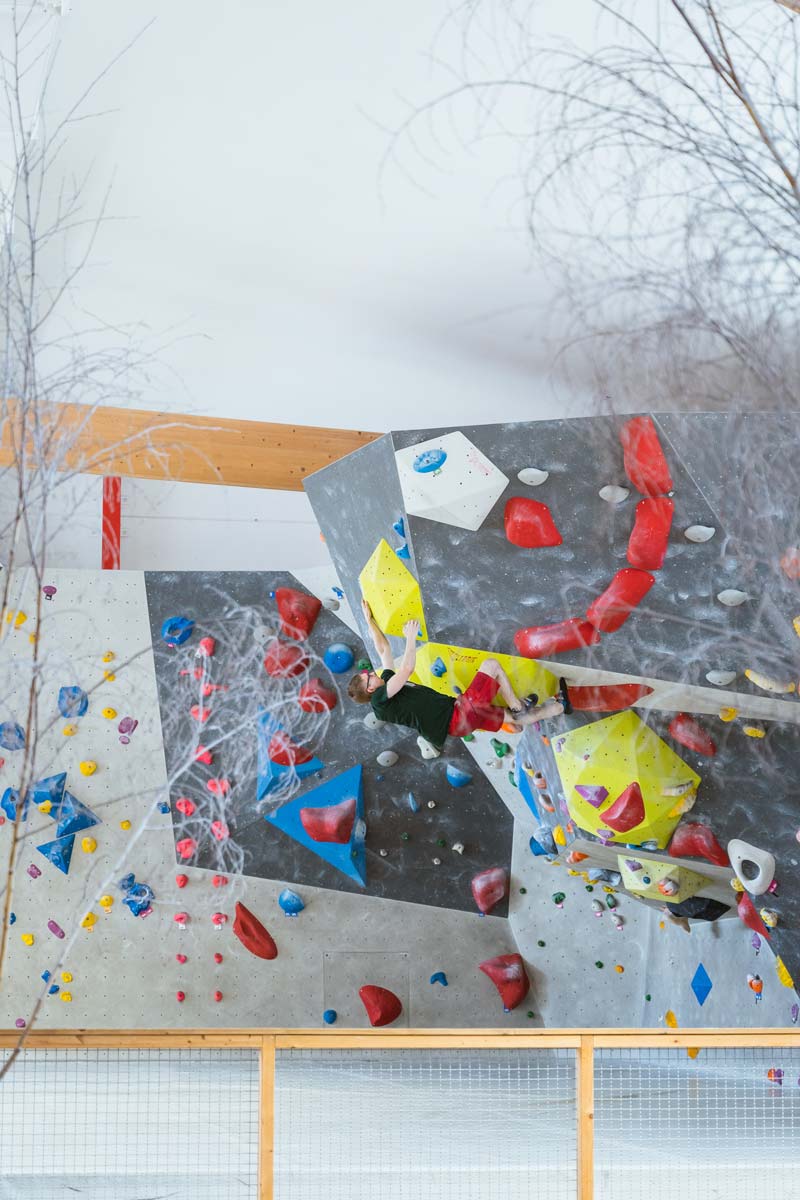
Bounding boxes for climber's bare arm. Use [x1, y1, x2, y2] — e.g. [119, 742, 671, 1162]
[385, 620, 420, 698]
[361, 598, 394, 671]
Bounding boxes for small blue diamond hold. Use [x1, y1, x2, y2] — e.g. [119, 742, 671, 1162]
[690, 963, 713, 1007]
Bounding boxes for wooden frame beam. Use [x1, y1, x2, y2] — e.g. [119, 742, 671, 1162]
[0, 399, 381, 491]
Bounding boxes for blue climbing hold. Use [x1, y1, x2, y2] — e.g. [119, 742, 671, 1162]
[36, 834, 75, 875]
[9, 912, 15, 925]
[413, 448, 447, 474]
[119, 874, 155, 917]
[323, 1009, 337, 1025]
[396, 543, 411, 561]
[332, 587, 344, 599]
[529, 835, 548, 857]
[0, 722, 25, 751]
[324, 643, 355, 674]
[161, 615, 194, 646]
[446, 764, 472, 788]
[158, 801, 170, 814]
[57, 686, 88, 719]
[278, 888, 305, 917]
[48, 984, 59, 996]
[691, 963, 713, 1007]
[406, 792, 419, 813]
[430, 971, 448, 987]
[534, 825, 557, 855]
[41, 971, 51, 982]
[430, 657, 447, 678]
[392, 517, 406, 539]
[1, 787, 24, 822]
[266, 765, 367, 887]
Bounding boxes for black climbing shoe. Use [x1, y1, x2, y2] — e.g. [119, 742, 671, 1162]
[558, 677, 572, 716]
[523, 693, 539, 710]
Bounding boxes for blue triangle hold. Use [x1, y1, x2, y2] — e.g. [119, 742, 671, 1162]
[396, 543, 411, 561]
[257, 711, 324, 801]
[36, 834, 75, 874]
[516, 763, 541, 821]
[690, 962, 713, 1007]
[55, 793, 100, 838]
[265, 765, 366, 887]
[392, 517, 406, 540]
[27, 773, 67, 813]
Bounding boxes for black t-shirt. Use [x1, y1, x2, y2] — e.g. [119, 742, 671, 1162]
[370, 669, 455, 750]
[666, 897, 731, 922]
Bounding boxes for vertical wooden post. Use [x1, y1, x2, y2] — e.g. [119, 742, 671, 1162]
[259, 1035, 276, 1200]
[101, 475, 122, 569]
[577, 1035, 595, 1200]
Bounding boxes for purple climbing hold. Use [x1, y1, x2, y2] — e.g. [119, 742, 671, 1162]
[575, 785, 609, 809]
[118, 716, 138, 736]
[42, 585, 57, 601]
[26, 864, 42, 879]
[792, 1003, 799, 1024]
[47, 919, 65, 939]
[15, 1018, 25, 1028]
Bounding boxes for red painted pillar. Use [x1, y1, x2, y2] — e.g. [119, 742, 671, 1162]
[101, 476, 122, 569]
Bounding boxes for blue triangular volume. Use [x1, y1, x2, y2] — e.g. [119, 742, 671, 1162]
[256, 711, 324, 801]
[36, 834, 75, 875]
[55, 793, 100, 838]
[516, 756, 540, 821]
[690, 962, 713, 1007]
[265, 765, 366, 887]
[27, 773, 67, 812]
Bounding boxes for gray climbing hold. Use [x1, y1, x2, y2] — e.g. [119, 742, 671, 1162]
[599, 485, 629, 504]
[717, 589, 749, 607]
[517, 467, 549, 486]
[377, 750, 399, 768]
[684, 525, 716, 543]
[706, 670, 737, 686]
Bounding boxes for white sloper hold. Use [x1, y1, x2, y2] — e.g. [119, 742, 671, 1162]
[377, 750, 399, 768]
[364, 711, 385, 731]
[599, 485, 629, 504]
[517, 467, 549, 486]
[706, 670, 737, 686]
[684, 525, 716, 543]
[717, 589, 749, 607]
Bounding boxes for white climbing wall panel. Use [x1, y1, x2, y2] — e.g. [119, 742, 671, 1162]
[395, 431, 509, 531]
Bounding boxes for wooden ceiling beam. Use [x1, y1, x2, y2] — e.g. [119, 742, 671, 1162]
[0, 399, 382, 491]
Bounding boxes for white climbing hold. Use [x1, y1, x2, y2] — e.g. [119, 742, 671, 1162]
[322, 597, 340, 611]
[416, 735, 440, 760]
[432, 857, 442, 866]
[377, 750, 398, 768]
[717, 589, 749, 607]
[427, 800, 436, 809]
[517, 467, 549, 487]
[599, 485, 629, 504]
[364, 711, 385, 731]
[684, 525, 716, 543]
[452, 842, 464, 855]
[728, 839, 776, 896]
[379, 849, 388, 858]
[706, 670, 737, 686]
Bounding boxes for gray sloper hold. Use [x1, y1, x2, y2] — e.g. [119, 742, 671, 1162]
[717, 589, 749, 606]
[706, 670, 737, 686]
[598, 484, 629, 504]
[377, 750, 399, 767]
[684, 525, 716, 542]
[517, 467, 549, 486]
[364, 711, 385, 731]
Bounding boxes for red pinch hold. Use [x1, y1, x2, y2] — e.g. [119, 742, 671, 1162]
[504, 497, 563, 548]
[300, 797, 356, 844]
[274, 587, 322, 640]
[514, 618, 601, 658]
[479, 953, 530, 1011]
[737, 891, 771, 938]
[358, 984, 403, 1027]
[600, 782, 645, 834]
[232, 901, 278, 960]
[620, 415, 673, 496]
[627, 497, 674, 570]
[586, 568, 655, 633]
[668, 713, 717, 757]
[669, 822, 729, 866]
[471, 867, 509, 915]
[568, 683, 653, 712]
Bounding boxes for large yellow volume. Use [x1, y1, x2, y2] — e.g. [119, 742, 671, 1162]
[359, 539, 428, 639]
[411, 641, 557, 705]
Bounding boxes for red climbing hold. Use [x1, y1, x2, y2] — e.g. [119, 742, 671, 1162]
[358, 984, 403, 1027]
[211, 820, 229, 841]
[586, 569, 655, 633]
[268, 732, 315, 767]
[176, 838, 197, 860]
[176, 991, 185, 1003]
[214, 990, 223, 1002]
[198, 636, 216, 657]
[627, 497, 674, 570]
[514, 618, 601, 658]
[568, 683, 654, 712]
[471, 867, 509, 915]
[620, 415, 673, 496]
[479, 953, 530, 1011]
[195, 745, 213, 765]
[190, 705, 211, 723]
[263, 639, 309, 678]
[175, 953, 187, 963]
[206, 778, 231, 795]
[233, 901, 278, 959]
[669, 822, 729, 866]
[298, 678, 338, 713]
[601, 782, 645, 834]
[504, 497, 563, 548]
[176, 874, 188, 889]
[300, 796, 356, 844]
[737, 891, 771, 938]
[275, 587, 322, 640]
[176, 797, 196, 816]
[668, 713, 717, 757]
[213, 952, 223, 963]
[212, 874, 228, 888]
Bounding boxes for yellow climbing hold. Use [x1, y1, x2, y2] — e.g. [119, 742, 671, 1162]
[615, 964, 624, 974]
[21, 933, 34, 946]
[730, 877, 745, 893]
[99, 895, 113, 910]
[79, 761, 97, 776]
[744, 668, 796, 694]
[665, 1010, 678, 1029]
[743, 724, 766, 738]
[687, 1047, 701, 1060]
[38, 800, 52, 815]
[553, 825, 566, 846]
[102, 651, 115, 663]
[103, 671, 116, 682]
[28, 632, 36, 644]
[62, 724, 77, 737]
[776, 957, 795, 988]
[101, 707, 117, 720]
[60, 992, 72, 1003]
[120, 819, 131, 831]
[566, 868, 580, 877]
[10, 610, 27, 627]
[81, 913, 96, 929]
[81, 836, 97, 854]
[61, 971, 73, 983]
[719, 707, 738, 723]
[794, 616, 800, 638]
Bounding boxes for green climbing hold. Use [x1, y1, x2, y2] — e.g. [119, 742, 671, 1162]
[436, 838, 447, 847]
[526, 1011, 535, 1019]
[490, 738, 511, 758]
[519, 887, 527, 895]
[552, 892, 565, 905]
[606, 895, 619, 909]
[645, 994, 652, 1002]
[461, 733, 475, 742]
[585, 885, 594, 892]
[537, 940, 546, 947]
[357, 658, 371, 671]
[595, 961, 604, 969]
[508, 771, 517, 788]
[400, 832, 410, 842]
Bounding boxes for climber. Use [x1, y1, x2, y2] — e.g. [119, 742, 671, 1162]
[348, 598, 569, 757]
[661, 895, 733, 934]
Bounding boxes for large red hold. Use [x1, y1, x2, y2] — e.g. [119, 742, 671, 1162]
[737, 891, 771, 939]
[479, 953, 530, 1011]
[514, 618, 601, 658]
[668, 713, 717, 757]
[300, 796, 356, 844]
[601, 782, 645, 834]
[268, 732, 315, 767]
[471, 867, 509, 915]
[620, 415, 673, 496]
[627, 497, 674, 570]
[275, 587, 322, 641]
[668, 822, 729, 866]
[232, 902, 278, 960]
[263, 639, 309, 678]
[586, 569, 655, 633]
[298, 678, 338, 713]
[504, 497, 563, 548]
[568, 683, 654, 712]
[359, 984, 403, 1027]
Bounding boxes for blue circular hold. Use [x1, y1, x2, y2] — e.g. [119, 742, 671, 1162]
[0, 721, 25, 752]
[323, 1009, 338, 1025]
[324, 643, 354, 673]
[278, 888, 305, 917]
[161, 615, 194, 646]
[413, 447, 447, 474]
[642, 876, 651, 886]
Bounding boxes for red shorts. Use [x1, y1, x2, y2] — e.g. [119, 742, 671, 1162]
[448, 671, 505, 738]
